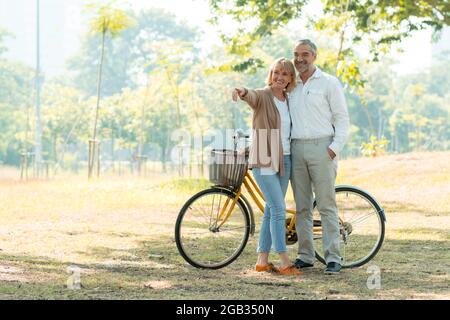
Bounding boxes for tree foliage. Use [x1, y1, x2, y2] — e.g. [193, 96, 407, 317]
[68, 8, 199, 97]
[208, 0, 449, 77]
[85, 1, 135, 37]
[0, 28, 13, 57]
[0, 4, 448, 168]
[0, 59, 34, 164]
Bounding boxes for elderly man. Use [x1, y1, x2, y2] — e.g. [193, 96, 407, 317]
[289, 39, 350, 274]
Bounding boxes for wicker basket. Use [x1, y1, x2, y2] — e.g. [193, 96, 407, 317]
[209, 149, 248, 190]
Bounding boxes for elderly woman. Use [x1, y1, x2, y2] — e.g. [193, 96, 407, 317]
[232, 58, 301, 276]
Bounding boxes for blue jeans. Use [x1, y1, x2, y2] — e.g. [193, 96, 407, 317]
[252, 155, 291, 254]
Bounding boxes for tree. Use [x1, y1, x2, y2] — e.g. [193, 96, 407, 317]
[208, 0, 308, 71]
[84, 0, 134, 178]
[68, 8, 199, 97]
[0, 58, 34, 166]
[356, 55, 450, 154]
[65, 7, 201, 174]
[153, 40, 197, 127]
[40, 83, 89, 170]
[209, 0, 449, 71]
[208, 0, 449, 155]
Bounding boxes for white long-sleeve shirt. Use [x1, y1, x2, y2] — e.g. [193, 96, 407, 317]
[289, 67, 350, 155]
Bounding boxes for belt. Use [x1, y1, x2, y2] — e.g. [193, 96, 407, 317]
[291, 136, 333, 144]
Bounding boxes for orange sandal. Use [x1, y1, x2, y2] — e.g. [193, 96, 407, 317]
[255, 263, 277, 272]
[276, 265, 303, 276]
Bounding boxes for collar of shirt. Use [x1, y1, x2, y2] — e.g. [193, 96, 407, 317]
[297, 66, 323, 84]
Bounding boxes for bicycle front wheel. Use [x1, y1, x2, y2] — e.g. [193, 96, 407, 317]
[313, 186, 386, 268]
[175, 187, 250, 269]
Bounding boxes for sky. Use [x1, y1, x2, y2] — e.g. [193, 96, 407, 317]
[0, 0, 446, 77]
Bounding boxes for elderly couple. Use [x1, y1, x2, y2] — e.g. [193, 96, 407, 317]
[232, 39, 350, 276]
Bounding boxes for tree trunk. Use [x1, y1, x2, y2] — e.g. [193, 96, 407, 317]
[89, 27, 106, 179]
[111, 123, 115, 173]
[53, 134, 58, 165]
[35, 0, 42, 175]
[161, 144, 167, 173]
[93, 29, 106, 143]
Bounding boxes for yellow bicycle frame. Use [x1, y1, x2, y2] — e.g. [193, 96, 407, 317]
[214, 171, 328, 234]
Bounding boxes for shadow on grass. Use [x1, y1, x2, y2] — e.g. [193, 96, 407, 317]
[0, 234, 448, 299]
[382, 200, 450, 216]
[63, 231, 145, 238]
[393, 228, 450, 240]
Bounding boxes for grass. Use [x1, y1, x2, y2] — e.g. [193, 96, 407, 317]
[0, 151, 449, 300]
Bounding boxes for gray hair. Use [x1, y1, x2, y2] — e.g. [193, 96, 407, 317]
[295, 39, 317, 54]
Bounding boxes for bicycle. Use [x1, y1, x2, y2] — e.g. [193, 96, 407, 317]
[175, 131, 386, 270]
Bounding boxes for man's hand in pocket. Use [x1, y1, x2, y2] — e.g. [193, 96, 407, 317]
[327, 148, 336, 160]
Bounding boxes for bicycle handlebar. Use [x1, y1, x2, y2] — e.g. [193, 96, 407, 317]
[233, 129, 250, 140]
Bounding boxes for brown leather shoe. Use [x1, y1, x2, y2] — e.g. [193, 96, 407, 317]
[276, 265, 303, 276]
[255, 263, 277, 272]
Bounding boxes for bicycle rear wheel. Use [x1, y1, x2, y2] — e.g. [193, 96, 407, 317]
[175, 187, 250, 269]
[313, 186, 386, 268]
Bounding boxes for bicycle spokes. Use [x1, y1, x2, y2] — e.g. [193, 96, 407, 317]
[176, 189, 250, 269]
[313, 187, 385, 268]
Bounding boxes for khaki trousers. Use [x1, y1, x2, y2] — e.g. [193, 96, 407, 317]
[291, 137, 341, 264]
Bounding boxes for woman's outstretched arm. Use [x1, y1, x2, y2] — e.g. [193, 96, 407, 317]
[232, 87, 260, 110]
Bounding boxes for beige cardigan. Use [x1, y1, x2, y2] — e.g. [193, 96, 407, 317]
[241, 86, 288, 176]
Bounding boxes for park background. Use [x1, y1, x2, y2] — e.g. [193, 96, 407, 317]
[0, 0, 449, 299]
